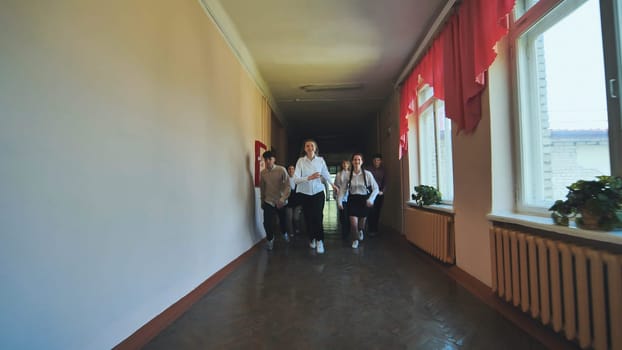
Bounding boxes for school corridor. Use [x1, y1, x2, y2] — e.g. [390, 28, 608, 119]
[2, 1, 620, 349]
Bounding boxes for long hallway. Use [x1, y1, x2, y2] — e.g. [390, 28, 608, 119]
[144, 202, 548, 349]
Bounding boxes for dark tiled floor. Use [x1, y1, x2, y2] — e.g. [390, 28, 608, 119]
[145, 201, 547, 349]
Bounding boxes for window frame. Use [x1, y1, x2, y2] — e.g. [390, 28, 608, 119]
[510, 0, 622, 215]
[413, 85, 454, 204]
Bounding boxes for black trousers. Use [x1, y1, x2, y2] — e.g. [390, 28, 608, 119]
[299, 191, 325, 241]
[262, 202, 286, 241]
[338, 201, 350, 239]
[368, 194, 384, 232]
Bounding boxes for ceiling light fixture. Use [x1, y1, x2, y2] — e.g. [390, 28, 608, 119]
[299, 82, 364, 92]
[295, 98, 340, 102]
[291, 97, 383, 103]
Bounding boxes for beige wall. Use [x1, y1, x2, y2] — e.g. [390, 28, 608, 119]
[271, 113, 288, 163]
[452, 95, 493, 286]
[0, 1, 270, 349]
[375, 92, 405, 233]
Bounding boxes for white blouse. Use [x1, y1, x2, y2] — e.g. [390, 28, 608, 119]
[334, 170, 349, 202]
[337, 169, 379, 204]
[293, 155, 333, 196]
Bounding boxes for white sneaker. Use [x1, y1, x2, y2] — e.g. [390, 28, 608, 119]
[309, 239, 317, 249]
[283, 232, 290, 242]
[267, 239, 274, 250]
[351, 240, 359, 249]
[359, 230, 364, 241]
[316, 240, 325, 254]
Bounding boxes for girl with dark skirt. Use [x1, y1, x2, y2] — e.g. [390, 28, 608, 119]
[337, 153, 379, 249]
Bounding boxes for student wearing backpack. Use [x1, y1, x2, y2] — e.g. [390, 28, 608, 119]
[337, 153, 379, 249]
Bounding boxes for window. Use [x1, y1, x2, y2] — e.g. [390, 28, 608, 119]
[514, 0, 541, 18]
[514, 0, 622, 213]
[409, 85, 454, 202]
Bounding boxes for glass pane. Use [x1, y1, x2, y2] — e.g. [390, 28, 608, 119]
[418, 85, 434, 106]
[407, 115, 419, 193]
[516, 0, 541, 18]
[419, 107, 437, 187]
[435, 101, 453, 201]
[519, 0, 610, 208]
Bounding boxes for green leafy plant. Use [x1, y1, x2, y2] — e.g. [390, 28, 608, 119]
[549, 199, 574, 226]
[549, 175, 622, 230]
[411, 185, 442, 206]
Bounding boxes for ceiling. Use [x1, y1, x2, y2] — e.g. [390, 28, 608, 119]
[201, 0, 451, 139]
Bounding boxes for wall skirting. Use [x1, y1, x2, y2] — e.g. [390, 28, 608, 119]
[114, 240, 265, 350]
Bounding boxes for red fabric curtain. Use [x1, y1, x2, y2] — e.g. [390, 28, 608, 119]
[399, 0, 515, 157]
[444, 0, 515, 132]
[413, 35, 445, 101]
[398, 69, 417, 159]
[399, 38, 444, 159]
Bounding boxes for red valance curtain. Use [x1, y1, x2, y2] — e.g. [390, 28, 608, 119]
[398, 70, 417, 160]
[399, 0, 515, 158]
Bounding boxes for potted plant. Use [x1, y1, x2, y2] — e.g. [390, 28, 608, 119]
[411, 185, 442, 207]
[549, 199, 574, 226]
[549, 175, 622, 230]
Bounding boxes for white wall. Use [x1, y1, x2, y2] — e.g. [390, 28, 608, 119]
[0, 1, 268, 349]
[452, 97, 493, 286]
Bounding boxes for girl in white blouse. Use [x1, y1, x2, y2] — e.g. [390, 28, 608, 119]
[285, 165, 302, 237]
[334, 160, 351, 240]
[337, 153, 379, 249]
[294, 139, 338, 254]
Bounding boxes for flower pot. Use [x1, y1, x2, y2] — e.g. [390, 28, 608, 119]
[577, 210, 601, 230]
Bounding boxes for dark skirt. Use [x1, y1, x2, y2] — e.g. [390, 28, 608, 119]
[347, 194, 371, 218]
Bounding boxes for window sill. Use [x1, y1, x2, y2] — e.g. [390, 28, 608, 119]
[487, 211, 622, 245]
[406, 201, 455, 214]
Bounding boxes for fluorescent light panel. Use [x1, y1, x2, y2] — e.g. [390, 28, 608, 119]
[299, 82, 364, 92]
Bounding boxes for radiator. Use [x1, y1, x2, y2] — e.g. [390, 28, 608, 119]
[404, 207, 454, 263]
[489, 227, 622, 350]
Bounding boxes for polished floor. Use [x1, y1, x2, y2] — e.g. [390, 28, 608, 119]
[145, 201, 548, 349]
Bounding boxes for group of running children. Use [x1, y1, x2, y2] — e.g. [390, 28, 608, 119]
[260, 139, 386, 253]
